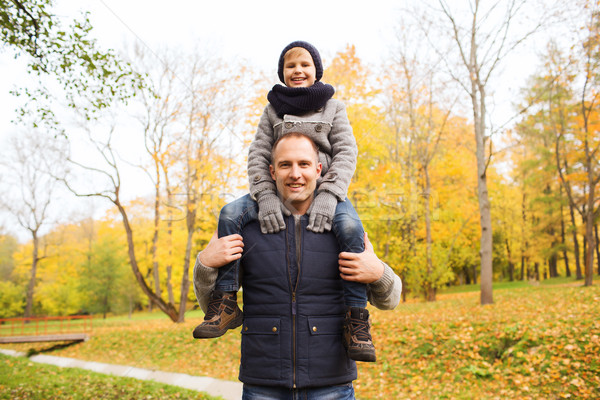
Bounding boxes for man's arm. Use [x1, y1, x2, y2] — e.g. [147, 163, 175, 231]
[338, 233, 402, 310]
[192, 232, 244, 312]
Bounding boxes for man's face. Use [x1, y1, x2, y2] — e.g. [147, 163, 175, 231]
[269, 136, 322, 215]
[283, 48, 317, 88]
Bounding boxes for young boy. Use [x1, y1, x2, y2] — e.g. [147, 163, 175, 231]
[193, 41, 375, 362]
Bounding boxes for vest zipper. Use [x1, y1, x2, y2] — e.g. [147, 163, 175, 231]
[292, 291, 297, 389]
[291, 215, 302, 389]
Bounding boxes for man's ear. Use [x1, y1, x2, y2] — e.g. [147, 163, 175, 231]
[269, 164, 276, 180]
[316, 162, 322, 176]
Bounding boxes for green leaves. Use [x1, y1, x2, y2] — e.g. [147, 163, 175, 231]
[2, 1, 144, 132]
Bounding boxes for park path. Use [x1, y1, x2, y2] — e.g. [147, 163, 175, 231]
[0, 348, 242, 400]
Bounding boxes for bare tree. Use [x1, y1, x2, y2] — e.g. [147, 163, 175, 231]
[386, 24, 455, 300]
[130, 45, 182, 311]
[61, 121, 181, 321]
[62, 46, 253, 323]
[554, 3, 600, 286]
[0, 130, 66, 317]
[174, 51, 248, 322]
[421, 0, 548, 304]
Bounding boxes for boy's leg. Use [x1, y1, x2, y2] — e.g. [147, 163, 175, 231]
[332, 198, 367, 307]
[214, 194, 258, 292]
[332, 198, 376, 362]
[193, 194, 257, 339]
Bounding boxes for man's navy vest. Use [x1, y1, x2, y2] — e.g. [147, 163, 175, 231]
[238, 215, 357, 389]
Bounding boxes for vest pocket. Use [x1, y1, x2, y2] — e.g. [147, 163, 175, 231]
[307, 315, 351, 380]
[241, 316, 282, 380]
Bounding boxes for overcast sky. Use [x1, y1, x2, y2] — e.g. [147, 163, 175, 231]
[1, 0, 547, 239]
[1, 0, 404, 140]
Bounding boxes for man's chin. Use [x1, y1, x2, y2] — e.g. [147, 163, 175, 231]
[282, 194, 312, 214]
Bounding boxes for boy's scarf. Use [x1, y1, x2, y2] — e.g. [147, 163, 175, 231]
[267, 81, 335, 117]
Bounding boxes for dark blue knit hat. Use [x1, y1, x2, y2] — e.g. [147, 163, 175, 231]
[278, 41, 323, 84]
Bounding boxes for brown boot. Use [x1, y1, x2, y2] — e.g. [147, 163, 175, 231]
[343, 307, 376, 362]
[193, 290, 243, 339]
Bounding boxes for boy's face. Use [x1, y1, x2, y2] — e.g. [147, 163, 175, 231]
[283, 48, 317, 88]
[269, 136, 322, 215]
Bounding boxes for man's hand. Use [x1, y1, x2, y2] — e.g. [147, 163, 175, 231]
[198, 232, 244, 268]
[338, 232, 384, 284]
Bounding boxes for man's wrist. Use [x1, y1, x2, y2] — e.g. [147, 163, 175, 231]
[198, 251, 213, 268]
[371, 262, 392, 288]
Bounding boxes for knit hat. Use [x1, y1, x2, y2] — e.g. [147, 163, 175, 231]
[278, 40, 323, 84]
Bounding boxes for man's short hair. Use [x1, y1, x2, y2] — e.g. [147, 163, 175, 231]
[271, 132, 319, 164]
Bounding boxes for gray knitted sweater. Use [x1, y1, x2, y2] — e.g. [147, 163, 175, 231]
[248, 98, 357, 201]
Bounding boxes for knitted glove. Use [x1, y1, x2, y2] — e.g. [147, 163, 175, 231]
[257, 192, 286, 234]
[307, 191, 338, 233]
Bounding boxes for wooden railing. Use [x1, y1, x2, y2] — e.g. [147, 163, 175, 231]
[0, 315, 93, 343]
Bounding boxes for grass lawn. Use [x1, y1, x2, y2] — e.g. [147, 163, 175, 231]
[0, 353, 220, 399]
[1, 279, 599, 399]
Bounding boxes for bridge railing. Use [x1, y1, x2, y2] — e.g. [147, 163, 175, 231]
[0, 315, 93, 343]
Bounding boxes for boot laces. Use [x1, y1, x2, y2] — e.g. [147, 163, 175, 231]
[205, 296, 223, 320]
[351, 317, 371, 342]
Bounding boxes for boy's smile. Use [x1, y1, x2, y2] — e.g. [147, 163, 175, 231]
[283, 48, 317, 88]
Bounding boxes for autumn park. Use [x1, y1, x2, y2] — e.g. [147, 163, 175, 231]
[0, 0, 599, 399]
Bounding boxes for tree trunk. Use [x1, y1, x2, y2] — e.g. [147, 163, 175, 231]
[584, 211, 595, 286]
[116, 201, 178, 322]
[595, 224, 600, 276]
[167, 265, 175, 305]
[179, 227, 194, 323]
[548, 252, 558, 278]
[165, 185, 175, 305]
[560, 193, 571, 277]
[474, 97, 493, 305]
[103, 292, 109, 319]
[505, 238, 514, 281]
[178, 189, 197, 323]
[568, 202, 583, 279]
[424, 166, 435, 302]
[24, 230, 39, 318]
[151, 167, 162, 305]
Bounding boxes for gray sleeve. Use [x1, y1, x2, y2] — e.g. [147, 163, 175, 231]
[366, 263, 402, 310]
[192, 252, 218, 313]
[248, 106, 277, 200]
[318, 101, 358, 201]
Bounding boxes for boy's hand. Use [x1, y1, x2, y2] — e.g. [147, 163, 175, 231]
[307, 191, 337, 233]
[257, 192, 286, 234]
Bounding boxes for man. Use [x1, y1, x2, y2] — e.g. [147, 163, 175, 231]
[193, 132, 401, 399]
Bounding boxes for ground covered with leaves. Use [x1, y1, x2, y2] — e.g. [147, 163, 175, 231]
[0, 353, 219, 399]
[2, 281, 599, 399]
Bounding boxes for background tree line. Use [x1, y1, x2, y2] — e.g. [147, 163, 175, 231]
[0, 0, 598, 321]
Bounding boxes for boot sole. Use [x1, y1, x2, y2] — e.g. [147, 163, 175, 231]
[193, 312, 243, 339]
[347, 348, 377, 362]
